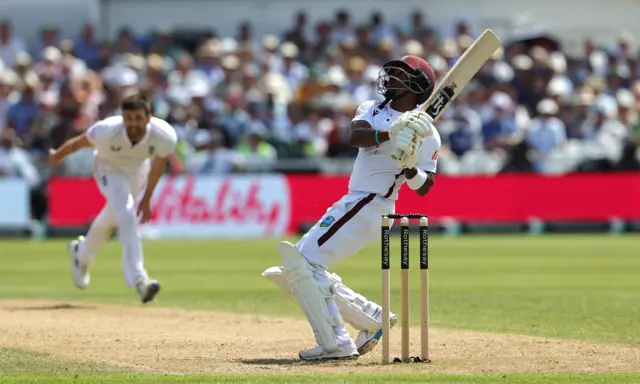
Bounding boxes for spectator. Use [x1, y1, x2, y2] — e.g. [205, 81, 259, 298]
[277, 42, 308, 94]
[219, 92, 251, 146]
[195, 40, 224, 88]
[74, 23, 101, 70]
[369, 11, 396, 46]
[565, 90, 594, 139]
[526, 99, 567, 161]
[481, 92, 520, 151]
[331, 10, 354, 46]
[407, 10, 435, 41]
[344, 56, 372, 104]
[236, 124, 277, 169]
[260, 34, 282, 70]
[0, 129, 40, 187]
[186, 129, 243, 174]
[448, 113, 481, 158]
[0, 69, 19, 132]
[214, 54, 241, 100]
[616, 89, 637, 135]
[499, 140, 539, 173]
[354, 24, 377, 59]
[614, 139, 640, 171]
[168, 52, 203, 90]
[32, 27, 60, 61]
[112, 27, 140, 57]
[6, 72, 40, 139]
[282, 11, 312, 55]
[60, 40, 88, 80]
[0, 10, 638, 186]
[581, 101, 628, 162]
[150, 27, 182, 61]
[0, 20, 26, 68]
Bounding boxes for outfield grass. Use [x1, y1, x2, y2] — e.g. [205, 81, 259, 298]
[1, 235, 639, 343]
[0, 235, 639, 382]
[0, 347, 126, 375]
[4, 373, 640, 384]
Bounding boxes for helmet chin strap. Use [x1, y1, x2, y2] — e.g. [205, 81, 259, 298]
[379, 88, 412, 110]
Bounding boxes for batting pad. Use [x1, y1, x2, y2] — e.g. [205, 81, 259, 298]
[262, 266, 380, 333]
[278, 241, 342, 353]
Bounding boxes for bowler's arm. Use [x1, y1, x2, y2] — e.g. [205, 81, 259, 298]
[48, 134, 93, 164]
[140, 156, 167, 204]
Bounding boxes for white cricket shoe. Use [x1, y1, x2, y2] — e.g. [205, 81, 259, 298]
[68, 236, 90, 289]
[136, 277, 160, 304]
[299, 339, 359, 361]
[355, 309, 398, 356]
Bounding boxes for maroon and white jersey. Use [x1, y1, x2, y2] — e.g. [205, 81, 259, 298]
[348, 100, 441, 200]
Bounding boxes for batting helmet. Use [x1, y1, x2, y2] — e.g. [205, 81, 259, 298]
[376, 55, 436, 107]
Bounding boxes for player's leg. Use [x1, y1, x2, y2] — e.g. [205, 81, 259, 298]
[278, 241, 358, 360]
[67, 172, 118, 289]
[268, 192, 395, 359]
[102, 172, 159, 303]
[67, 205, 116, 289]
[299, 192, 397, 355]
[128, 174, 160, 304]
[263, 266, 397, 356]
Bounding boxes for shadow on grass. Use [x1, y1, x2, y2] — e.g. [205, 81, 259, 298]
[3, 303, 97, 311]
[240, 357, 358, 366]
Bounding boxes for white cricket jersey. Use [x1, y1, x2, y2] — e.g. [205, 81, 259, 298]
[85, 116, 177, 176]
[348, 100, 441, 200]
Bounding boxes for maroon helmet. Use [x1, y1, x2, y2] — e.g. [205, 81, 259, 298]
[376, 55, 436, 106]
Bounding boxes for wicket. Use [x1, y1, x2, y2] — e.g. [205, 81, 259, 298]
[381, 214, 430, 364]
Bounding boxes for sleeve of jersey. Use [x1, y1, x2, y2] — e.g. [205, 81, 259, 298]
[351, 100, 376, 125]
[417, 135, 441, 173]
[156, 130, 178, 158]
[84, 121, 104, 145]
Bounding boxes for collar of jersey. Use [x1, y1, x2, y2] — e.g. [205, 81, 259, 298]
[383, 103, 404, 116]
[123, 123, 151, 147]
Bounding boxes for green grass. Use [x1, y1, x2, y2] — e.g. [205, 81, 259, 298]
[3, 373, 640, 384]
[1, 235, 639, 344]
[1, 235, 639, 381]
[0, 347, 126, 375]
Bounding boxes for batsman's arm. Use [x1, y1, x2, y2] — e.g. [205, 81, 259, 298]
[404, 166, 435, 196]
[347, 120, 390, 148]
[48, 134, 93, 165]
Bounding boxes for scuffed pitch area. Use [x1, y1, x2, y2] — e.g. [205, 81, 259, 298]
[0, 299, 639, 375]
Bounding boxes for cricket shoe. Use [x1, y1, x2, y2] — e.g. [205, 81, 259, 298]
[68, 236, 89, 289]
[136, 277, 160, 304]
[299, 339, 359, 361]
[355, 309, 398, 356]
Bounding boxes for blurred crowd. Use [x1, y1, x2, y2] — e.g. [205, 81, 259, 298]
[2, 8, 640, 194]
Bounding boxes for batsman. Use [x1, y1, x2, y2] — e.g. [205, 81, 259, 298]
[262, 55, 442, 361]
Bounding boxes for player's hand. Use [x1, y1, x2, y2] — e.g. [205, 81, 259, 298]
[47, 149, 62, 166]
[391, 111, 434, 139]
[391, 127, 424, 169]
[393, 127, 420, 155]
[137, 198, 153, 224]
[397, 138, 423, 169]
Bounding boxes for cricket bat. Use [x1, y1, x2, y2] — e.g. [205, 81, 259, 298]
[392, 29, 502, 159]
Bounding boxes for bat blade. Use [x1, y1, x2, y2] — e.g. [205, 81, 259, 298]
[391, 29, 502, 159]
[421, 29, 502, 119]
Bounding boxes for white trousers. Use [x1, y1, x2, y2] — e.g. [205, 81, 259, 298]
[294, 191, 395, 343]
[76, 171, 149, 287]
[296, 191, 395, 268]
